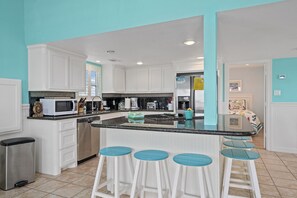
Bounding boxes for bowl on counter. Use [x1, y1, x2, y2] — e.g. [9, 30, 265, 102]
[103, 107, 110, 111]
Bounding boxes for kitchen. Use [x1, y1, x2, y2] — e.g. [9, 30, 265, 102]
[1, 0, 296, 197]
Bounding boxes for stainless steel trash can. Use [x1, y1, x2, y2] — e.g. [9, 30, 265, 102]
[0, 137, 35, 190]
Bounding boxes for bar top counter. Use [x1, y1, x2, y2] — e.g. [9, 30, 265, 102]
[91, 114, 256, 136]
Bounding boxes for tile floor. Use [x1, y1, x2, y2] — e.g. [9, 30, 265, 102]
[252, 128, 265, 149]
[1, 148, 297, 198]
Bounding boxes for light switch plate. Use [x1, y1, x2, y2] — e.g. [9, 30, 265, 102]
[274, 90, 281, 96]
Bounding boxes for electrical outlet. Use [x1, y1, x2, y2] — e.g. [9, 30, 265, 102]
[274, 90, 281, 96]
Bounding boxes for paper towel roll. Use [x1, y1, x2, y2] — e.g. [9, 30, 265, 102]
[168, 103, 173, 111]
[125, 98, 131, 110]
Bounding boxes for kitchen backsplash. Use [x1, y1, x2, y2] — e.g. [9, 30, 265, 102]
[102, 93, 173, 110]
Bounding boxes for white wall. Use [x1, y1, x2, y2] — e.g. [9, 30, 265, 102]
[229, 66, 264, 121]
[0, 105, 30, 141]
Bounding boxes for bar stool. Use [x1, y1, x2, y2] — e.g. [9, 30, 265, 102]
[92, 146, 134, 198]
[221, 148, 261, 198]
[171, 153, 213, 198]
[223, 140, 256, 173]
[224, 136, 252, 141]
[223, 140, 255, 149]
[130, 150, 171, 198]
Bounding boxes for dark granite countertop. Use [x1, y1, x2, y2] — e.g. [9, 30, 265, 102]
[91, 114, 256, 136]
[27, 109, 174, 120]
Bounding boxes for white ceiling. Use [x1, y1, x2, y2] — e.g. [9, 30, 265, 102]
[48, 0, 297, 66]
[218, 0, 297, 63]
[48, 17, 204, 66]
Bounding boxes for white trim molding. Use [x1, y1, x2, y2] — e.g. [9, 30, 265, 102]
[269, 102, 297, 154]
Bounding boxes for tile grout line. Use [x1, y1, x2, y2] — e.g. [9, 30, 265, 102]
[259, 150, 283, 198]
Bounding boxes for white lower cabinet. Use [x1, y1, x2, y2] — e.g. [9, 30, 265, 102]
[60, 145, 77, 168]
[27, 118, 77, 175]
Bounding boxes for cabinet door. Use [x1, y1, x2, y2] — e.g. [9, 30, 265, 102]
[162, 66, 175, 92]
[69, 56, 86, 91]
[149, 67, 162, 92]
[113, 68, 125, 92]
[48, 50, 69, 90]
[137, 68, 149, 92]
[126, 69, 137, 92]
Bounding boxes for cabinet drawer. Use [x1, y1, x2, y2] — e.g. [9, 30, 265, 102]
[60, 129, 76, 149]
[59, 120, 76, 131]
[60, 146, 76, 168]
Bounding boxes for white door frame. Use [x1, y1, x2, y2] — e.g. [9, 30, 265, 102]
[221, 59, 272, 150]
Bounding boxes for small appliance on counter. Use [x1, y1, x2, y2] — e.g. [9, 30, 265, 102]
[125, 98, 131, 110]
[147, 102, 157, 110]
[131, 97, 139, 110]
[40, 98, 77, 116]
[177, 96, 190, 114]
[168, 103, 173, 111]
[118, 101, 125, 110]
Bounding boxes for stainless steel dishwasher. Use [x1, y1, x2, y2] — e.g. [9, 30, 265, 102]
[77, 116, 100, 163]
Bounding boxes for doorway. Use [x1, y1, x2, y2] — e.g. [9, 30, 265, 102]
[226, 63, 266, 149]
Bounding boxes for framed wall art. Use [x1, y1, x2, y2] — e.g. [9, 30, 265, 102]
[229, 80, 242, 92]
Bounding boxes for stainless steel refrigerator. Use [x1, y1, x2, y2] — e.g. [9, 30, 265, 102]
[176, 72, 204, 117]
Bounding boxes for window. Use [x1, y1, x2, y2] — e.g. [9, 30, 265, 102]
[79, 63, 102, 98]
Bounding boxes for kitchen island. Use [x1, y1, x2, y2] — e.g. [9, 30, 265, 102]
[91, 114, 255, 198]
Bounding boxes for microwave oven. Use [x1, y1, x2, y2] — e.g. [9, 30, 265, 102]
[40, 99, 78, 116]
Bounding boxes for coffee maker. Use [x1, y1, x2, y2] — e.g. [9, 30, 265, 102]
[131, 98, 139, 110]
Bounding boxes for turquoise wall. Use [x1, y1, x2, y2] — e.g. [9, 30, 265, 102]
[24, 0, 282, 45]
[23, 0, 281, 124]
[0, 0, 28, 104]
[0, 0, 282, 124]
[272, 57, 297, 102]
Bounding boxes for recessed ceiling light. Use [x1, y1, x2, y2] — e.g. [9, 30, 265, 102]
[96, 60, 100, 63]
[183, 40, 196, 46]
[106, 50, 115, 54]
[109, 58, 120, 62]
[197, 57, 204, 60]
[137, 61, 143, 65]
[245, 64, 250, 66]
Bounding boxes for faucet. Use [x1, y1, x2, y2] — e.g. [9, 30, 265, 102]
[92, 96, 102, 112]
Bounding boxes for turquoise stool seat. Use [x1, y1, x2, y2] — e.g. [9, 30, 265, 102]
[100, 146, 132, 156]
[92, 146, 134, 198]
[224, 136, 251, 141]
[223, 141, 255, 149]
[221, 148, 261, 198]
[172, 153, 213, 198]
[221, 149, 260, 160]
[173, 153, 212, 167]
[131, 149, 171, 198]
[134, 150, 169, 161]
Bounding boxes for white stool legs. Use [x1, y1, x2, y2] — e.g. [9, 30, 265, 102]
[171, 164, 213, 198]
[92, 154, 134, 198]
[221, 158, 261, 198]
[130, 160, 171, 198]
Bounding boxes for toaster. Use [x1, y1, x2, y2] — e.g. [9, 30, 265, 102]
[147, 102, 156, 110]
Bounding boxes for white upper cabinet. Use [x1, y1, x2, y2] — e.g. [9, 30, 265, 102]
[125, 68, 137, 92]
[162, 66, 175, 92]
[102, 64, 126, 93]
[125, 65, 174, 93]
[149, 67, 162, 92]
[48, 50, 69, 90]
[137, 68, 149, 92]
[113, 67, 126, 92]
[28, 44, 87, 92]
[69, 55, 86, 91]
